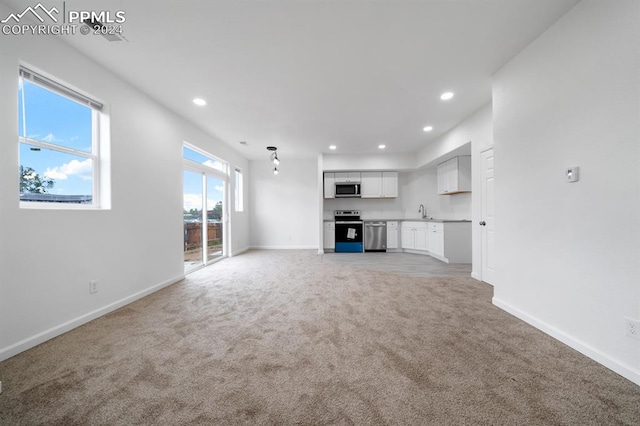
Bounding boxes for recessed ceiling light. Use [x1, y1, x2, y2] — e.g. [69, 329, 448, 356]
[193, 98, 207, 106]
[423, 126, 433, 132]
[329, 145, 337, 150]
[440, 92, 454, 101]
[378, 144, 386, 149]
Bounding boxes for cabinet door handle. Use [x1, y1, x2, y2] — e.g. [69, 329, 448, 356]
[479, 221, 486, 226]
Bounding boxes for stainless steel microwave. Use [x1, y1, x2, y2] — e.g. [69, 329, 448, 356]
[335, 182, 361, 198]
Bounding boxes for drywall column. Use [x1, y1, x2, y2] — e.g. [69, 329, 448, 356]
[492, 0, 640, 385]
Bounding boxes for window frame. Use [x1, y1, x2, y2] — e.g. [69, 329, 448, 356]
[182, 142, 230, 271]
[234, 167, 244, 212]
[18, 65, 104, 210]
[182, 143, 228, 176]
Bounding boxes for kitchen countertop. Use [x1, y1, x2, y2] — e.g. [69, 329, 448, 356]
[324, 218, 471, 223]
[368, 218, 471, 223]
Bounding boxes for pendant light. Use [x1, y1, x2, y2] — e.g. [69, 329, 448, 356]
[267, 146, 280, 174]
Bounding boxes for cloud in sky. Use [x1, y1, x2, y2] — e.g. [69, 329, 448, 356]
[183, 193, 202, 211]
[203, 160, 225, 172]
[214, 185, 224, 192]
[42, 133, 62, 143]
[183, 194, 223, 212]
[44, 158, 92, 180]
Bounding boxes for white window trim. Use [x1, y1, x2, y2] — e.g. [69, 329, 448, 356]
[183, 142, 228, 178]
[234, 167, 244, 212]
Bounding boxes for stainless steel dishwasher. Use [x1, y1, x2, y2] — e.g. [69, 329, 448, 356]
[364, 221, 387, 252]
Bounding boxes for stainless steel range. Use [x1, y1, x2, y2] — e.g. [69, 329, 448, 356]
[334, 210, 363, 253]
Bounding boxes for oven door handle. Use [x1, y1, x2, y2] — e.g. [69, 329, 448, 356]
[335, 221, 363, 224]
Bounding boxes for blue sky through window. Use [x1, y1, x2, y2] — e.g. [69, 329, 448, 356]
[183, 147, 225, 215]
[183, 171, 224, 219]
[19, 79, 93, 197]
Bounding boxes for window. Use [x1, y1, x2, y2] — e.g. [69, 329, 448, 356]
[18, 66, 103, 208]
[183, 143, 229, 272]
[183, 145, 227, 174]
[234, 168, 244, 212]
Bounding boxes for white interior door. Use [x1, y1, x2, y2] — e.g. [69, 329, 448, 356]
[480, 148, 496, 284]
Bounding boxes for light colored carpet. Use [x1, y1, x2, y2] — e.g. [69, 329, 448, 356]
[0, 249, 638, 425]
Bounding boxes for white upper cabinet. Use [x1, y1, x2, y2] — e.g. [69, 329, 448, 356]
[437, 156, 471, 195]
[324, 173, 335, 199]
[382, 172, 398, 198]
[360, 172, 382, 198]
[334, 172, 361, 183]
[360, 171, 398, 198]
[325, 171, 397, 199]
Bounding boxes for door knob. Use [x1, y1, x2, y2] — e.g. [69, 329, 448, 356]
[479, 221, 486, 226]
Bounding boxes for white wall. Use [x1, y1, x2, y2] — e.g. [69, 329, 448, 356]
[323, 153, 416, 171]
[249, 159, 319, 249]
[416, 104, 490, 169]
[0, 5, 250, 361]
[492, 0, 639, 384]
[402, 168, 472, 221]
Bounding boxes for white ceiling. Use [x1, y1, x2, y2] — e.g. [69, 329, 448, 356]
[3, 0, 579, 160]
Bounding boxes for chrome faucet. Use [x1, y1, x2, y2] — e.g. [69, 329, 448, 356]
[418, 204, 427, 219]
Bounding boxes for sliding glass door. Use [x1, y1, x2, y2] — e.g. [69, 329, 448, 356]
[183, 144, 228, 273]
[183, 170, 204, 271]
[206, 175, 224, 262]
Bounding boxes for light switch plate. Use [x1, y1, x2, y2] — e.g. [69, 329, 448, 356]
[566, 166, 579, 182]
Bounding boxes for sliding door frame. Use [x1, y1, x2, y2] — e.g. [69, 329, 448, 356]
[182, 143, 230, 272]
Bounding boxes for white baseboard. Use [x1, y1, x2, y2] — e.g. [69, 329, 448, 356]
[403, 249, 430, 256]
[250, 245, 318, 250]
[429, 253, 449, 263]
[471, 271, 482, 281]
[0, 274, 184, 362]
[231, 246, 250, 256]
[493, 297, 640, 386]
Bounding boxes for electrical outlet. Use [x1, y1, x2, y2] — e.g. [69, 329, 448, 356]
[89, 280, 98, 294]
[625, 317, 640, 340]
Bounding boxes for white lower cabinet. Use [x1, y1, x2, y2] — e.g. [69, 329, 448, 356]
[400, 222, 429, 251]
[387, 221, 398, 249]
[415, 227, 428, 251]
[428, 222, 444, 257]
[323, 221, 335, 250]
[401, 226, 413, 249]
[399, 221, 470, 263]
